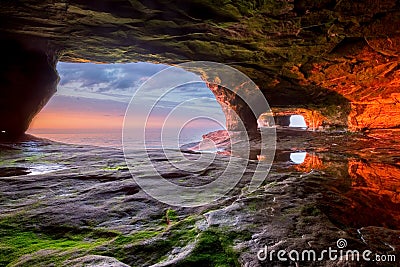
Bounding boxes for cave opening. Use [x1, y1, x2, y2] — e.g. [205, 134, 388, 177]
[28, 61, 227, 148]
[265, 114, 308, 129]
[289, 115, 307, 129]
[258, 112, 310, 130]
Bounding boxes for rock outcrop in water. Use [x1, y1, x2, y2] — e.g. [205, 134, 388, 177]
[1, 0, 400, 136]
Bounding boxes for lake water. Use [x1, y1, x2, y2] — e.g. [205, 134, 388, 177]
[27, 128, 216, 150]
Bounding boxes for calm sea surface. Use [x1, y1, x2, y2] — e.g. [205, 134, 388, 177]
[27, 128, 216, 149]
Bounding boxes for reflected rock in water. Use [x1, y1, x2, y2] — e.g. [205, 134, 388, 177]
[349, 160, 400, 204]
[294, 152, 324, 173]
[320, 159, 400, 230]
[290, 152, 307, 164]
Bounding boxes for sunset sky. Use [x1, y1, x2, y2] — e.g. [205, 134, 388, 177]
[29, 62, 226, 134]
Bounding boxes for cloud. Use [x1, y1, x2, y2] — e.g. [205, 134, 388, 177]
[53, 62, 226, 128]
[56, 62, 168, 101]
[56, 62, 217, 104]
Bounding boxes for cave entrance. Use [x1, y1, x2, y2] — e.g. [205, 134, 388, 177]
[258, 113, 307, 130]
[273, 114, 307, 129]
[28, 62, 227, 148]
[289, 115, 307, 129]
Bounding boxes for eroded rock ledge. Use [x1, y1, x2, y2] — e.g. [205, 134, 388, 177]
[1, 0, 400, 136]
[0, 37, 58, 137]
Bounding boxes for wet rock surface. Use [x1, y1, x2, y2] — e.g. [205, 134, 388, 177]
[0, 130, 399, 266]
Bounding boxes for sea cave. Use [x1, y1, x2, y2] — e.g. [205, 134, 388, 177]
[0, 1, 400, 266]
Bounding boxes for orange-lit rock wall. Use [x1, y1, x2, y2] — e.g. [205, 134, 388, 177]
[304, 38, 400, 131]
[348, 102, 400, 131]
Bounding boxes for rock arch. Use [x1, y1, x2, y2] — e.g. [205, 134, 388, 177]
[1, 0, 400, 138]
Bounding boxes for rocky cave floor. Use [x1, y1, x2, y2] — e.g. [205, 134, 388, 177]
[0, 129, 400, 267]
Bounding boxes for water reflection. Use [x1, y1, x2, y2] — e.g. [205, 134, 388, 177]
[290, 152, 307, 164]
[257, 144, 400, 230]
[322, 160, 400, 229]
[28, 164, 66, 176]
[0, 139, 67, 177]
[293, 152, 324, 173]
[291, 153, 400, 229]
[349, 161, 400, 204]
